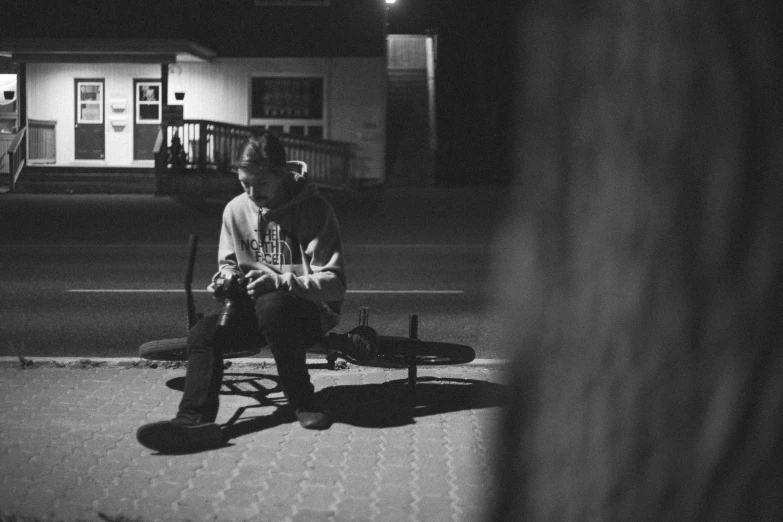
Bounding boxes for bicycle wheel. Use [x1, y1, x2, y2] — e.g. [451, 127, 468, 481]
[346, 336, 475, 368]
[139, 338, 189, 361]
[139, 337, 263, 361]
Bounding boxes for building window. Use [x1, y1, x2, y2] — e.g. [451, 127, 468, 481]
[250, 76, 325, 138]
[136, 82, 162, 124]
[77, 82, 103, 124]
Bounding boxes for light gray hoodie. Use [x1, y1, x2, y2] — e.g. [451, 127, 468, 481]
[213, 161, 345, 332]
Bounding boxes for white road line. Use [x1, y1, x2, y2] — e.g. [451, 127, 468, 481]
[66, 289, 465, 294]
[347, 244, 487, 249]
[8, 243, 487, 249]
[346, 290, 465, 294]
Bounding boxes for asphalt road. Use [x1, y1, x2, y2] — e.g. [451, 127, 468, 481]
[0, 186, 512, 359]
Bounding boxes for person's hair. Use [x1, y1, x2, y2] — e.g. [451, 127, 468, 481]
[236, 132, 287, 169]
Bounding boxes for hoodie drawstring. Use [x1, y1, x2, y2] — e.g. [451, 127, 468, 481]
[258, 208, 275, 261]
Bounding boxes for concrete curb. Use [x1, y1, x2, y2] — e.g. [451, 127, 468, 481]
[0, 356, 509, 368]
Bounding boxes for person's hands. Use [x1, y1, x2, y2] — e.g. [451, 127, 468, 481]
[245, 269, 280, 297]
[206, 281, 223, 301]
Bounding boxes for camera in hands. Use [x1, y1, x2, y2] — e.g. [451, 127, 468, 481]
[213, 273, 256, 328]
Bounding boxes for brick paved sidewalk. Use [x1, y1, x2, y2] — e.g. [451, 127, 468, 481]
[0, 361, 510, 522]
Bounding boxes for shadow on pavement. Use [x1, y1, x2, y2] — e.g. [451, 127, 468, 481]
[316, 377, 512, 428]
[166, 372, 284, 398]
[166, 372, 294, 443]
[167, 372, 511, 443]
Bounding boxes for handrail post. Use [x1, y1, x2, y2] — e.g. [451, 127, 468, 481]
[15, 130, 26, 192]
[198, 121, 208, 170]
[7, 150, 14, 192]
[6, 126, 27, 193]
[342, 142, 351, 187]
[153, 125, 167, 195]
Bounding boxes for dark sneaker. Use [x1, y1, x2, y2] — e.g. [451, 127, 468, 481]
[334, 325, 378, 363]
[295, 408, 332, 430]
[136, 416, 223, 453]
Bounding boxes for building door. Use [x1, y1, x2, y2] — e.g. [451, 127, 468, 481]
[133, 80, 162, 160]
[74, 79, 105, 160]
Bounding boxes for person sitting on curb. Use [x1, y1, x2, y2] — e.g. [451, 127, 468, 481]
[137, 132, 377, 453]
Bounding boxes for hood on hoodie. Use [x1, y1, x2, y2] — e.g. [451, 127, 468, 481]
[258, 160, 319, 222]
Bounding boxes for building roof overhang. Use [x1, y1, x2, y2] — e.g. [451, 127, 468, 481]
[0, 38, 217, 64]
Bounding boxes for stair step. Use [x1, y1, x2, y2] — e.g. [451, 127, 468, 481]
[14, 180, 157, 194]
[21, 173, 155, 183]
[14, 169, 157, 194]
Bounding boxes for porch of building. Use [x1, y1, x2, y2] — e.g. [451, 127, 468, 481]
[3, 118, 377, 197]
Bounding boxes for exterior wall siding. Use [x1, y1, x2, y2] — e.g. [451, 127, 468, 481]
[27, 57, 386, 180]
[168, 58, 331, 126]
[27, 63, 161, 166]
[326, 58, 386, 181]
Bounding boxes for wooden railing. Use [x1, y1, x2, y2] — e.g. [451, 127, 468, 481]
[163, 120, 251, 171]
[28, 119, 56, 164]
[280, 133, 352, 188]
[0, 134, 13, 174]
[157, 120, 354, 190]
[7, 125, 27, 192]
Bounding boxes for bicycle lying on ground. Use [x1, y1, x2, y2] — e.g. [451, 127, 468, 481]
[139, 235, 476, 391]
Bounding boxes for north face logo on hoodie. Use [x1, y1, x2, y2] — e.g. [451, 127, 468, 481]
[239, 222, 302, 267]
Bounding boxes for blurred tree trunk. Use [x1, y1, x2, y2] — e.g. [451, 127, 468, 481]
[491, 1, 783, 520]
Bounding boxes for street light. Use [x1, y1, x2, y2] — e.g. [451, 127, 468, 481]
[384, 0, 396, 33]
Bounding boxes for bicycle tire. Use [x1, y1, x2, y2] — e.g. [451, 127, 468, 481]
[138, 337, 263, 361]
[139, 338, 189, 361]
[344, 336, 475, 368]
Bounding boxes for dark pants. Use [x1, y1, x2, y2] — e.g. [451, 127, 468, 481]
[178, 291, 325, 422]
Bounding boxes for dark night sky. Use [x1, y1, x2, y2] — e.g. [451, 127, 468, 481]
[386, 0, 452, 34]
[384, 0, 519, 49]
[386, 0, 518, 184]
[386, 0, 497, 34]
